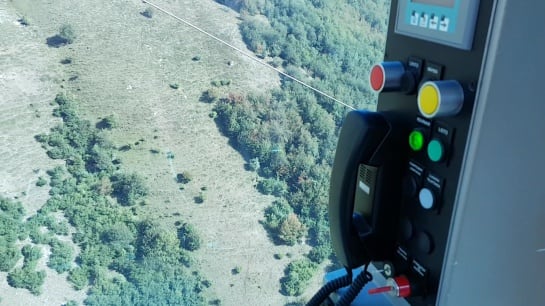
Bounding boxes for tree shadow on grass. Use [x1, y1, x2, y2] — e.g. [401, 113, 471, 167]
[46, 35, 68, 48]
[140, 11, 153, 18]
[258, 220, 285, 246]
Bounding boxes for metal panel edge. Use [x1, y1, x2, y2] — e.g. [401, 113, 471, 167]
[437, 1, 545, 305]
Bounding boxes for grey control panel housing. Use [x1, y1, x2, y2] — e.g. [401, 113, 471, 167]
[365, 0, 545, 305]
[395, 0, 480, 50]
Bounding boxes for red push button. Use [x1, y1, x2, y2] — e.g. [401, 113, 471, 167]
[369, 62, 405, 92]
[370, 65, 385, 91]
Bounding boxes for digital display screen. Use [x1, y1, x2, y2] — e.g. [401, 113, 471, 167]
[397, 0, 480, 50]
[412, 0, 455, 8]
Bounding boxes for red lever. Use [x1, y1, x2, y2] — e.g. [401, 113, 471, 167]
[368, 275, 412, 298]
[368, 286, 393, 295]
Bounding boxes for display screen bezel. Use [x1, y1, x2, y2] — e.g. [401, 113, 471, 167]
[412, 0, 455, 8]
[395, 0, 480, 50]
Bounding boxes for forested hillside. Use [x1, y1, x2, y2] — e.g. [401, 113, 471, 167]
[1, 94, 207, 305]
[213, 0, 390, 295]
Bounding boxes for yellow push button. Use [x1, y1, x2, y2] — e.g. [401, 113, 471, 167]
[419, 83, 439, 116]
[418, 80, 464, 118]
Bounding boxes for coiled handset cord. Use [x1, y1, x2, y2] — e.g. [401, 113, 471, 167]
[306, 268, 353, 306]
[306, 264, 373, 306]
[336, 264, 373, 306]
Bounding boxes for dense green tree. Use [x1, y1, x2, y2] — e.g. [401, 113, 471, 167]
[257, 178, 287, 196]
[308, 243, 331, 263]
[280, 259, 317, 296]
[21, 245, 43, 268]
[68, 267, 89, 290]
[101, 223, 135, 249]
[85, 261, 204, 306]
[48, 240, 74, 273]
[7, 267, 46, 295]
[0, 198, 26, 245]
[86, 145, 115, 174]
[0, 247, 21, 272]
[278, 214, 306, 246]
[264, 199, 293, 229]
[112, 173, 149, 206]
[136, 220, 181, 262]
[0, 197, 25, 219]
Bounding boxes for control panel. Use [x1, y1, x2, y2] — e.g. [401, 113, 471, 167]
[321, 2, 545, 306]
[371, 0, 494, 305]
[395, 0, 481, 50]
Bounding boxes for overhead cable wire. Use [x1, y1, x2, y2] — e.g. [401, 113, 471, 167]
[142, 0, 356, 110]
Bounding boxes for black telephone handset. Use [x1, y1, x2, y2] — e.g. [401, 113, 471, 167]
[329, 110, 403, 269]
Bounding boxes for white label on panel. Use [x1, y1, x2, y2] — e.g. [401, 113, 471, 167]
[419, 13, 429, 28]
[429, 14, 439, 30]
[439, 16, 450, 32]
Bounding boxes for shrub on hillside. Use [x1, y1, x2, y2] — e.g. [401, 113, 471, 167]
[194, 191, 206, 204]
[19, 16, 31, 26]
[35, 176, 47, 187]
[200, 88, 221, 103]
[142, 7, 154, 18]
[178, 223, 201, 251]
[257, 178, 287, 197]
[176, 171, 192, 184]
[96, 115, 118, 130]
[59, 24, 76, 44]
[60, 57, 73, 64]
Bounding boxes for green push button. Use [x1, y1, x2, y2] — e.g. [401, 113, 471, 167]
[427, 139, 444, 162]
[409, 130, 425, 151]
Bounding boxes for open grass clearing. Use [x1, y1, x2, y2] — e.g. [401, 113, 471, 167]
[3, 0, 325, 304]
